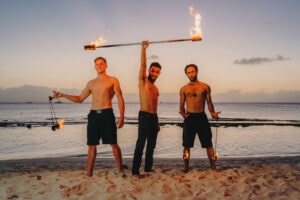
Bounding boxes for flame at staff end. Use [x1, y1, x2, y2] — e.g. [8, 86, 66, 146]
[84, 44, 96, 51]
[85, 35, 107, 51]
[189, 6, 202, 41]
[84, 7, 203, 51]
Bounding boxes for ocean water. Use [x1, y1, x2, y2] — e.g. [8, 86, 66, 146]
[1, 102, 300, 125]
[0, 102, 299, 160]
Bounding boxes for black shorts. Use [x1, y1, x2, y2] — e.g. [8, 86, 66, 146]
[87, 108, 117, 145]
[182, 112, 212, 148]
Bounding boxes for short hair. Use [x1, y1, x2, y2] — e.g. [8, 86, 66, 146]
[185, 64, 198, 74]
[150, 62, 162, 70]
[94, 57, 107, 64]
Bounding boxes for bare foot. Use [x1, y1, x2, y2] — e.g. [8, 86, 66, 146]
[82, 170, 93, 177]
[143, 169, 154, 177]
[143, 173, 152, 177]
[132, 174, 146, 180]
[211, 162, 217, 171]
[183, 167, 189, 173]
[119, 164, 129, 173]
[211, 167, 220, 172]
[122, 164, 129, 170]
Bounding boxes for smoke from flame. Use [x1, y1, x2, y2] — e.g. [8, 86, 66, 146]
[189, 6, 202, 39]
[90, 35, 107, 47]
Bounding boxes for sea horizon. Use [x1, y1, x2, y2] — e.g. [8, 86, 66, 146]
[1, 102, 300, 128]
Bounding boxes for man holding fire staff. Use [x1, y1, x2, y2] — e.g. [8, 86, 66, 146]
[132, 41, 162, 178]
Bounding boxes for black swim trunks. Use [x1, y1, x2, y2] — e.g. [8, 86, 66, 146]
[182, 112, 212, 148]
[87, 108, 117, 145]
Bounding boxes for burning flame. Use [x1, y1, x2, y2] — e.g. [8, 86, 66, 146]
[213, 152, 219, 160]
[183, 149, 190, 160]
[57, 119, 65, 129]
[85, 35, 107, 51]
[84, 7, 202, 51]
[91, 35, 107, 47]
[189, 6, 202, 40]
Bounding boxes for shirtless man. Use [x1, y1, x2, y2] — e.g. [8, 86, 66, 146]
[132, 41, 162, 177]
[179, 64, 220, 172]
[53, 57, 125, 176]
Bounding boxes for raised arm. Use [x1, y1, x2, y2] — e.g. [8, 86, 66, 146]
[113, 78, 125, 128]
[139, 41, 149, 83]
[53, 83, 91, 103]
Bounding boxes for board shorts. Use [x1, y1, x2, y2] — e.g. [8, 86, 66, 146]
[87, 108, 117, 145]
[182, 112, 212, 148]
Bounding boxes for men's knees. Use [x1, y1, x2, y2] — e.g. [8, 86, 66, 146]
[146, 144, 156, 150]
[206, 146, 214, 152]
[111, 144, 120, 149]
[88, 145, 96, 150]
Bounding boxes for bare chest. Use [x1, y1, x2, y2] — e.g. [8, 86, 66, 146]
[147, 83, 159, 98]
[90, 80, 114, 95]
[184, 87, 206, 99]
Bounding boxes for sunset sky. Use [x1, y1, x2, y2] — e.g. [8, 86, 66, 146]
[0, 0, 299, 102]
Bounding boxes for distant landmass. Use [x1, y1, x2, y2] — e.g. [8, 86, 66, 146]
[0, 85, 299, 103]
[0, 85, 83, 103]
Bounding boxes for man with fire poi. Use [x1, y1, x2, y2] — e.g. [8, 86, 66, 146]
[179, 64, 220, 172]
[132, 41, 162, 178]
[53, 57, 126, 176]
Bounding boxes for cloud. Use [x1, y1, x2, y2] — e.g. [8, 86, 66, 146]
[233, 55, 289, 65]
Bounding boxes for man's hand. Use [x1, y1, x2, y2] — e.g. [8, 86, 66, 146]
[179, 111, 190, 118]
[52, 91, 62, 99]
[211, 111, 221, 120]
[142, 40, 149, 49]
[116, 116, 124, 128]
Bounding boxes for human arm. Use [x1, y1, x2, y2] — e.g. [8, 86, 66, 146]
[53, 83, 91, 103]
[179, 87, 189, 118]
[206, 85, 221, 119]
[139, 41, 149, 83]
[113, 78, 125, 128]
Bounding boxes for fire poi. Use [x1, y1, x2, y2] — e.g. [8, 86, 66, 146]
[48, 96, 65, 131]
[84, 6, 202, 51]
[213, 121, 219, 160]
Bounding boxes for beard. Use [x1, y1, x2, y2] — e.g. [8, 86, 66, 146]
[148, 76, 156, 83]
[189, 75, 198, 82]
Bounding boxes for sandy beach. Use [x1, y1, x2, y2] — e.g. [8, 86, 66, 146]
[0, 156, 299, 200]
